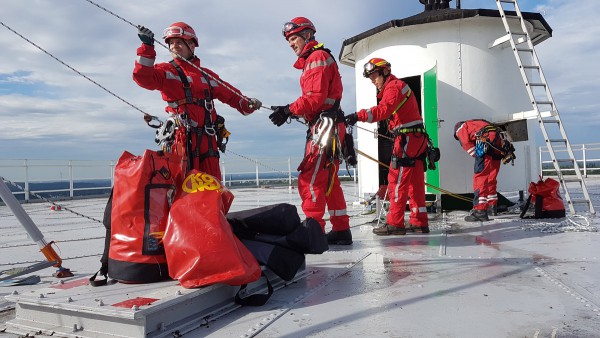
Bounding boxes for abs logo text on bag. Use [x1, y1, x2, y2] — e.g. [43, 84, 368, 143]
[163, 170, 261, 288]
[520, 177, 566, 219]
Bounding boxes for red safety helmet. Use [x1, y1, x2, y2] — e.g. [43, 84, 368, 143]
[282, 17, 316, 40]
[363, 58, 391, 78]
[453, 121, 465, 140]
[163, 22, 198, 46]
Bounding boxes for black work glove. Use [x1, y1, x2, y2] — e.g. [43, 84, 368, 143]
[345, 113, 359, 126]
[269, 105, 292, 127]
[137, 25, 154, 46]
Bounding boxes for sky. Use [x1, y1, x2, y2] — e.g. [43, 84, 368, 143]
[1, 0, 599, 162]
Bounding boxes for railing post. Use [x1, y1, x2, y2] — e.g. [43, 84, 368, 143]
[221, 159, 227, 187]
[69, 161, 74, 198]
[110, 161, 115, 187]
[255, 160, 260, 187]
[24, 159, 30, 202]
[288, 157, 292, 188]
[538, 146, 543, 178]
[580, 143, 587, 178]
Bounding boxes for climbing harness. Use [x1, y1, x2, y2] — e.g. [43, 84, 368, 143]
[474, 124, 516, 165]
[312, 115, 335, 151]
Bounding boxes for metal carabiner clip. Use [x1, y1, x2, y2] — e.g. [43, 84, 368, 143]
[204, 100, 214, 112]
[144, 114, 163, 129]
[205, 124, 216, 136]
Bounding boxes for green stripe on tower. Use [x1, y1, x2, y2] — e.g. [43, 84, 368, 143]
[423, 65, 439, 193]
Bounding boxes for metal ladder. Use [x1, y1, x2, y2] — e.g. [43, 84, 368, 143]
[495, 0, 595, 215]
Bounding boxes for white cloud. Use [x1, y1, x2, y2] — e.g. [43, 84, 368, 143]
[0, 0, 597, 162]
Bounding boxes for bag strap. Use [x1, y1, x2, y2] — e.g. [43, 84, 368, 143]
[234, 272, 274, 306]
[519, 194, 532, 219]
[89, 268, 117, 287]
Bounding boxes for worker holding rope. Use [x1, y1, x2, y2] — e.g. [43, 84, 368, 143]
[269, 17, 352, 245]
[134, 22, 261, 179]
[346, 58, 430, 235]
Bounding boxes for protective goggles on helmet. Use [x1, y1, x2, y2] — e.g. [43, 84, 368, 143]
[282, 21, 313, 37]
[163, 26, 195, 40]
[363, 59, 390, 78]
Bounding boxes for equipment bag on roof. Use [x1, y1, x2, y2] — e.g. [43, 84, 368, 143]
[520, 177, 566, 219]
[107, 150, 184, 283]
[163, 170, 261, 288]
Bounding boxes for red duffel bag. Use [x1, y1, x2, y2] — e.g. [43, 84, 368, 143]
[108, 150, 184, 283]
[163, 170, 261, 288]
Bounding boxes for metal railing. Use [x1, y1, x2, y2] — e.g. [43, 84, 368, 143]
[0, 156, 358, 202]
[539, 143, 600, 178]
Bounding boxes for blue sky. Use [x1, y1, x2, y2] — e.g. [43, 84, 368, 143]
[0, 0, 598, 161]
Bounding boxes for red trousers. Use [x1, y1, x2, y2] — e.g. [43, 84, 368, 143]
[297, 123, 349, 232]
[472, 156, 501, 210]
[386, 132, 428, 227]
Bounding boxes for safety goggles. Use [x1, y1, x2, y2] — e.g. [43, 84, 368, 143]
[163, 26, 196, 40]
[363, 59, 389, 76]
[363, 61, 377, 74]
[282, 21, 312, 37]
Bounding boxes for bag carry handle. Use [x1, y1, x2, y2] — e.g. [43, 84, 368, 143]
[89, 268, 117, 287]
[234, 272, 274, 306]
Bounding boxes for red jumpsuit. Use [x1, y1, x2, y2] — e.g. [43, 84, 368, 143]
[289, 40, 349, 232]
[356, 75, 429, 228]
[133, 43, 255, 180]
[455, 120, 502, 210]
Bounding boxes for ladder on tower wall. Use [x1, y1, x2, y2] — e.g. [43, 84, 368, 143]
[494, 0, 595, 215]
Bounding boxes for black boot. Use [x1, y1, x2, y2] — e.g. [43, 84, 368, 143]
[464, 209, 489, 222]
[407, 223, 430, 233]
[327, 229, 353, 245]
[488, 205, 498, 216]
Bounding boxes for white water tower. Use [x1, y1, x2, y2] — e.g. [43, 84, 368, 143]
[339, 0, 552, 207]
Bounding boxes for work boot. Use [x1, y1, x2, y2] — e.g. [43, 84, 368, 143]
[488, 205, 498, 216]
[410, 225, 430, 234]
[464, 209, 489, 222]
[373, 224, 407, 236]
[326, 229, 353, 245]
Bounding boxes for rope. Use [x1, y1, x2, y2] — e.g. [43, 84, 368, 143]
[0, 20, 149, 117]
[82, 0, 253, 106]
[352, 124, 395, 141]
[353, 148, 473, 203]
[0, 177, 104, 225]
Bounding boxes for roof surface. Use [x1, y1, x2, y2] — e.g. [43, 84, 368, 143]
[0, 179, 599, 337]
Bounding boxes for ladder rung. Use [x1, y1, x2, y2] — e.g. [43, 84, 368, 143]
[517, 48, 533, 52]
[523, 65, 539, 70]
[510, 32, 527, 36]
[528, 82, 546, 87]
[548, 139, 567, 143]
[535, 101, 553, 105]
[562, 177, 582, 183]
[555, 159, 574, 164]
[569, 199, 590, 205]
[500, 0, 516, 3]
[541, 119, 559, 124]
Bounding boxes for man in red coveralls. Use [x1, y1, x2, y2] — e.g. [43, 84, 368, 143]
[269, 17, 352, 245]
[345, 58, 429, 235]
[454, 119, 507, 221]
[134, 22, 261, 180]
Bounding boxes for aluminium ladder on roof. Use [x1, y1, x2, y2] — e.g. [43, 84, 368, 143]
[495, 0, 595, 215]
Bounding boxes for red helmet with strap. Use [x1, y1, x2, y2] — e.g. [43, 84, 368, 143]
[163, 22, 198, 46]
[282, 17, 316, 40]
[363, 58, 391, 78]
